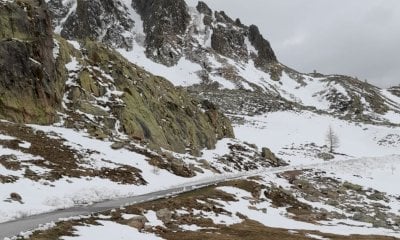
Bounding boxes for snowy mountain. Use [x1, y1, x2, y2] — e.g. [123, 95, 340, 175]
[1, 0, 400, 239]
[48, 0, 400, 124]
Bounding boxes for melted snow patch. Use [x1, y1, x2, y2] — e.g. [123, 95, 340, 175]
[118, 47, 202, 87]
[217, 186, 400, 238]
[61, 220, 164, 240]
[18, 141, 31, 149]
[305, 233, 330, 240]
[144, 211, 164, 227]
[0, 134, 15, 141]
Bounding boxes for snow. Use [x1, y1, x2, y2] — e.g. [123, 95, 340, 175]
[54, 0, 77, 34]
[53, 39, 60, 59]
[381, 89, 400, 109]
[118, 47, 203, 87]
[276, 74, 332, 110]
[234, 110, 400, 165]
[121, 213, 139, 220]
[144, 211, 164, 227]
[61, 220, 164, 240]
[217, 186, 400, 238]
[1, 121, 262, 223]
[18, 141, 31, 149]
[317, 155, 400, 196]
[0, 128, 154, 221]
[305, 233, 330, 240]
[211, 75, 237, 89]
[382, 110, 400, 124]
[67, 40, 81, 50]
[0, 134, 15, 141]
[10, 222, 57, 240]
[65, 57, 79, 73]
[180, 224, 216, 231]
[193, 209, 242, 225]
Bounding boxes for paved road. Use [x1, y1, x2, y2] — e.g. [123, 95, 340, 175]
[1, 156, 379, 239]
[0, 168, 272, 239]
[0, 186, 198, 239]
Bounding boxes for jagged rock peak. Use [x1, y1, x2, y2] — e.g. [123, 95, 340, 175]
[196, 1, 212, 16]
[48, 0, 136, 50]
[47, 0, 278, 67]
[248, 25, 278, 66]
[132, 0, 190, 66]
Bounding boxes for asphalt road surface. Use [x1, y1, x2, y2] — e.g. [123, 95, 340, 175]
[0, 159, 356, 239]
[0, 168, 272, 239]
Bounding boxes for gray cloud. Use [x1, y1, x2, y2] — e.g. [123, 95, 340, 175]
[186, 0, 400, 87]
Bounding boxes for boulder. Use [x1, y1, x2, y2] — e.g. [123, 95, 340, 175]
[156, 208, 173, 224]
[317, 152, 334, 161]
[10, 192, 23, 203]
[261, 147, 281, 166]
[111, 142, 126, 150]
[126, 215, 148, 230]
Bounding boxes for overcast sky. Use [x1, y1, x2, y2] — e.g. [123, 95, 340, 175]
[186, 0, 400, 88]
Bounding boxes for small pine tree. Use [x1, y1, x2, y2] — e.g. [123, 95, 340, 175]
[325, 126, 340, 153]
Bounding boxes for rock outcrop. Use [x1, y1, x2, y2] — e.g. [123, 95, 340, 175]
[49, 0, 135, 50]
[248, 25, 277, 67]
[211, 18, 248, 61]
[57, 38, 234, 154]
[0, 0, 62, 123]
[132, 0, 190, 66]
[0, 0, 234, 155]
[389, 86, 400, 97]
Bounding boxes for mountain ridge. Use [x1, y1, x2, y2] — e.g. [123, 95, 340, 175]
[1, 0, 400, 239]
[46, 0, 400, 125]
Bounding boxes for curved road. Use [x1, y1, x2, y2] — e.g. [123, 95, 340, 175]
[0, 185, 200, 239]
[1, 156, 385, 239]
[0, 168, 274, 239]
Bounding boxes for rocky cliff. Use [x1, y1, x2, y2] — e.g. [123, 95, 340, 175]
[0, 0, 62, 123]
[0, 0, 234, 154]
[56, 38, 233, 154]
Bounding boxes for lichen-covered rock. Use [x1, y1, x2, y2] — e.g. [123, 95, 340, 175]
[261, 147, 286, 167]
[0, 0, 62, 123]
[60, 39, 234, 154]
[126, 215, 148, 230]
[156, 208, 172, 224]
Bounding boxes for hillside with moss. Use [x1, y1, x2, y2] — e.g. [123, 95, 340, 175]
[0, 0, 233, 154]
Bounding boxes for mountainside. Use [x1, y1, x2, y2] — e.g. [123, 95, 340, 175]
[0, 0, 62, 123]
[47, 0, 400, 125]
[1, 0, 400, 239]
[1, 0, 236, 155]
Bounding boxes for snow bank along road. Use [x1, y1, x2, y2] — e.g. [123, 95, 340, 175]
[1, 156, 397, 239]
[1, 168, 268, 239]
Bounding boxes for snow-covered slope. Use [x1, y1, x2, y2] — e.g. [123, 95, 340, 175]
[234, 110, 400, 165]
[2, 0, 400, 239]
[47, 0, 400, 124]
[0, 119, 275, 223]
